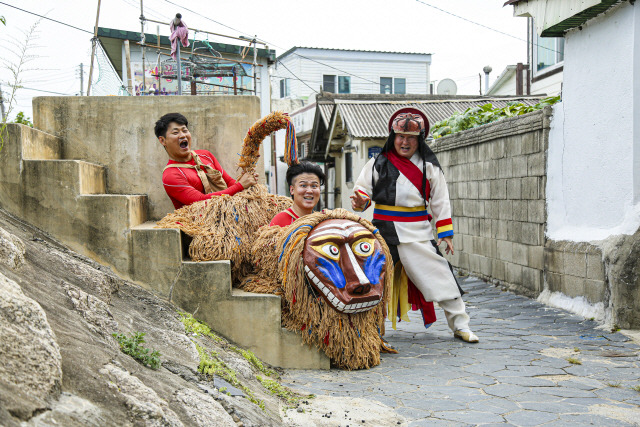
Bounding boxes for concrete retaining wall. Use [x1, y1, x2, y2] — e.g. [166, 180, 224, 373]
[432, 108, 551, 297]
[33, 96, 262, 220]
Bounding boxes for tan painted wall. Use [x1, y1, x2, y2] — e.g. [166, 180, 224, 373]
[33, 96, 262, 220]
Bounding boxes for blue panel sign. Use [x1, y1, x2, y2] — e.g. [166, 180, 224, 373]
[368, 146, 382, 159]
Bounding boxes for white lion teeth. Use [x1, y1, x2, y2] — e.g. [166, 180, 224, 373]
[305, 267, 383, 313]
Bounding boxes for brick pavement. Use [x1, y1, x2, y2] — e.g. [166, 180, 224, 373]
[283, 276, 640, 426]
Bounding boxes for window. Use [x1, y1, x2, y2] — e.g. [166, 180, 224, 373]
[532, 20, 564, 76]
[279, 78, 290, 98]
[345, 152, 353, 183]
[380, 77, 392, 94]
[323, 75, 336, 93]
[338, 76, 351, 94]
[394, 78, 406, 94]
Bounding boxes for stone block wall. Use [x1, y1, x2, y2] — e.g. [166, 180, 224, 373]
[544, 241, 607, 305]
[432, 108, 551, 296]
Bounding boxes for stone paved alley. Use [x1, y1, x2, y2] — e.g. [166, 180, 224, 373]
[283, 276, 640, 426]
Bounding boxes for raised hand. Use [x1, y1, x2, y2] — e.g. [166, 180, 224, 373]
[238, 172, 258, 189]
[350, 191, 367, 210]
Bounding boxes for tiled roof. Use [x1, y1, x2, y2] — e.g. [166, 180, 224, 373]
[322, 97, 544, 138]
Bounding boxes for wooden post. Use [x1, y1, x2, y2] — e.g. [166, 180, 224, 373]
[190, 80, 196, 95]
[526, 64, 531, 95]
[516, 62, 524, 96]
[233, 66, 237, 95]
[86, 0, 102, 96]
[124, 40, 133, 95]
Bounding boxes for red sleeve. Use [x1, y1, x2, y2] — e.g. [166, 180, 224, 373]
[269, 211, 294, 227]
[163, 169, 245, 207]
[202, 150, 238, 187]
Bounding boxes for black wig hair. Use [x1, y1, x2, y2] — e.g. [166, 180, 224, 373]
[286, 161, 326, 187]
[154, 113, 188, 138]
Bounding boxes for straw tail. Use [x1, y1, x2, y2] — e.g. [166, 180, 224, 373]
[236, 111, 299, 174]
[284, 120, 298, 166]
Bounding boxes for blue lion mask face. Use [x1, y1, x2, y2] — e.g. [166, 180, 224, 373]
[302, 219, 386, 314]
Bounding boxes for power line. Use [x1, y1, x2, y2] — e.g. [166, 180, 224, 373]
[276, 61, 318, 93]
[5, 84, 72, 95]
[414, 0, 559, 54]
[161, 0, 254, 38]
[0, 2, 93, 34]
[157, 0, 386, 89]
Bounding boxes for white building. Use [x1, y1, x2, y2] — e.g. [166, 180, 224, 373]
[269, 47, 432, 195]
[504, 0, 640, 241]
[486, 17, 564, 97]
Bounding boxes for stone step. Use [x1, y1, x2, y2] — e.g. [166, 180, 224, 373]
[129, 222, 330, 369]
[23, 159, 106, 195]
[9, 123, 62, 160]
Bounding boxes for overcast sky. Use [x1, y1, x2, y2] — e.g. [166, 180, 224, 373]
[0, 0, 527, 121]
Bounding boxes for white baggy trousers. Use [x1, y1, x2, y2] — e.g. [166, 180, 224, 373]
[397, 240, 470, 332]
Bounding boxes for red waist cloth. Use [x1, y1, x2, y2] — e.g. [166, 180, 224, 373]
[162, 149, 243, 209]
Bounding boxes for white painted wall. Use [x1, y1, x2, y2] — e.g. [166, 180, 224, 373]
[531, 71, 562, 96]
[546, 2, 640, 241]
[487, 67, 562, 96]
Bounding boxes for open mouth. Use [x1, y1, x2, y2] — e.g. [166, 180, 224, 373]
[304, 266, 380, 313]
[179, 141, 188, 149]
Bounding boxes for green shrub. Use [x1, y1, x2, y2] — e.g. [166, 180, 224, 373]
[431, 95, 561, 139]
[112, 332, 161, 370]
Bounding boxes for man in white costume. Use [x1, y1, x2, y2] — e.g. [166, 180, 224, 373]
[351, 107, 478, 343]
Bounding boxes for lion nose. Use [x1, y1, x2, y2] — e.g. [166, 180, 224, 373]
[342, 245, 372, 295]
[348, 283, 372, 295]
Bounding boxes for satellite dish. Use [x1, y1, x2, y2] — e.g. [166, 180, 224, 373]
[437, 78, 458, 95]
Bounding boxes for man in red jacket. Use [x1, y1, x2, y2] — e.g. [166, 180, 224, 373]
[155, 113, 258, 209]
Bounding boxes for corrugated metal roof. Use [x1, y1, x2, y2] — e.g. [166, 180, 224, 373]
[331, 98, 544, 138]
[318, 104, 333, 128]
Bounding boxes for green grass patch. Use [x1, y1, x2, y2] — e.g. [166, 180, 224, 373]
[196, 344, 265, 411]
[566, 357, 582, 365]
[632, 385, 640, 393]
[179, 312, 224, 343]
[113, 332, 161, 370]
[257, 375, 312, 406]
[230, 345, 278, 378]
[607, 382, 622, 388]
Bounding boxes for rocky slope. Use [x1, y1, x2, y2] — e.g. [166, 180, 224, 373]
[0, 208, 301, 426]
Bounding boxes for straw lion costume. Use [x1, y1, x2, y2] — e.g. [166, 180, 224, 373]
[158, 113, 391, 369]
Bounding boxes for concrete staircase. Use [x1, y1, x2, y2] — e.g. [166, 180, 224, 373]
[0, 123, 329, 369]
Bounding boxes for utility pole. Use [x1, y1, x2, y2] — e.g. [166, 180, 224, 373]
[140, 0, 146, 94]
[79, 63, 84, 96]
[87, 0, 102, 96]
[0, 83, 6, 120]
[124, 40, 133, 95]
